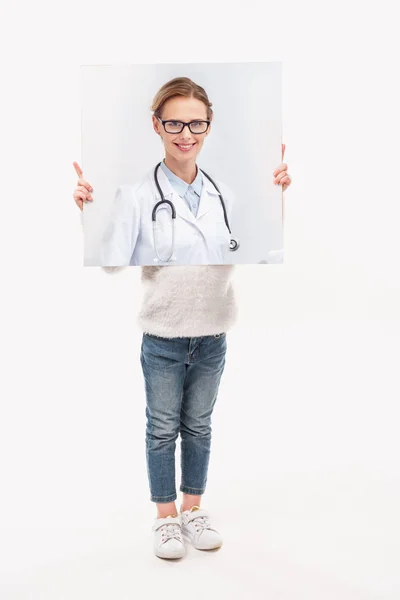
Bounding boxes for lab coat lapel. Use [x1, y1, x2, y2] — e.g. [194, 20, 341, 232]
[196, 175, 220, 220]
[154, 167, 196, 225]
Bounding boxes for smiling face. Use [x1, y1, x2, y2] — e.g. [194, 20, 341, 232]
[152, 96, 211, 164]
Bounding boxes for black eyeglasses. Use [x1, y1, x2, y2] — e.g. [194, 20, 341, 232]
[157, 117, 210, 134]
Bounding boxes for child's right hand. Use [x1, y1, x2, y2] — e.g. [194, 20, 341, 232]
[72, 162, 93, 211]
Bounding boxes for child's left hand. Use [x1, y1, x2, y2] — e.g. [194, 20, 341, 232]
[273, 144, 292, 192]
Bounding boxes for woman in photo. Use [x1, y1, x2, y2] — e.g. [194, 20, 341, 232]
[98, 77, 238, 267]
[72, 78, 292, 560]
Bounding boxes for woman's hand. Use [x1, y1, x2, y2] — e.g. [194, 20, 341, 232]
[273, 144, 292, 192]
[72, 162, 94, 211]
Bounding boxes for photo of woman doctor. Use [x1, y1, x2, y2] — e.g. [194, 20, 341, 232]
[96, 77, 239, 267]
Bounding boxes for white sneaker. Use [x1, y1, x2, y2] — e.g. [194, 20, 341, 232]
[152, 515, 186, 559]
[180, 505, 223, 550]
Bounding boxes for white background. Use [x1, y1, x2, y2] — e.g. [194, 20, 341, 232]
[81, 62, 282, 265]
[1, 0, 400, 598]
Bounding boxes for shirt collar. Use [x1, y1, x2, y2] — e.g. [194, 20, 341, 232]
[159, 160, 203, 197]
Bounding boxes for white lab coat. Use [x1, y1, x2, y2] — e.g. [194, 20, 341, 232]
[99, 166, 235, 266]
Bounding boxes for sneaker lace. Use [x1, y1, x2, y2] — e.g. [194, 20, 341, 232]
[192, 516, 211, 533]
[161, 523, 182, 543]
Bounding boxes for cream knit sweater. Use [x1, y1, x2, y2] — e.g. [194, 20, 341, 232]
[105, 264, 237, 338]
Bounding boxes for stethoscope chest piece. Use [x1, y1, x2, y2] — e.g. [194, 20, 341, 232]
[230, 237, 240, 251]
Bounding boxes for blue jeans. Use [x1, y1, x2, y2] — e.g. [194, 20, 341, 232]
[140, 332, 227, 503]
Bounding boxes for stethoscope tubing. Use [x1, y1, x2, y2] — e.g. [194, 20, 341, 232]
[152, 162, 239, 261]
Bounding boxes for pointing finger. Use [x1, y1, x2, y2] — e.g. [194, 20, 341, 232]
[73, 162, 83, 178]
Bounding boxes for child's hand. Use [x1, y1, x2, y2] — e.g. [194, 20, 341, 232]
[72, 162, 93, 211]
[273, 144, 292, 192]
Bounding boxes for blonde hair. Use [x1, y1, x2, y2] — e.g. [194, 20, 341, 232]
[151, 77, 213, 120]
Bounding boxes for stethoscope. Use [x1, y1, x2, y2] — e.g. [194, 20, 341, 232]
[152, 162, 240, 263]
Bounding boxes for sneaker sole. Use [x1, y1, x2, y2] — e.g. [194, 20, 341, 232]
[155, 546, 186, 559]
[155, 553, 185, 560]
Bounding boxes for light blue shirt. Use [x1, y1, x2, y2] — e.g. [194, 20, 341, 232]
[159, 160, 203, 217]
